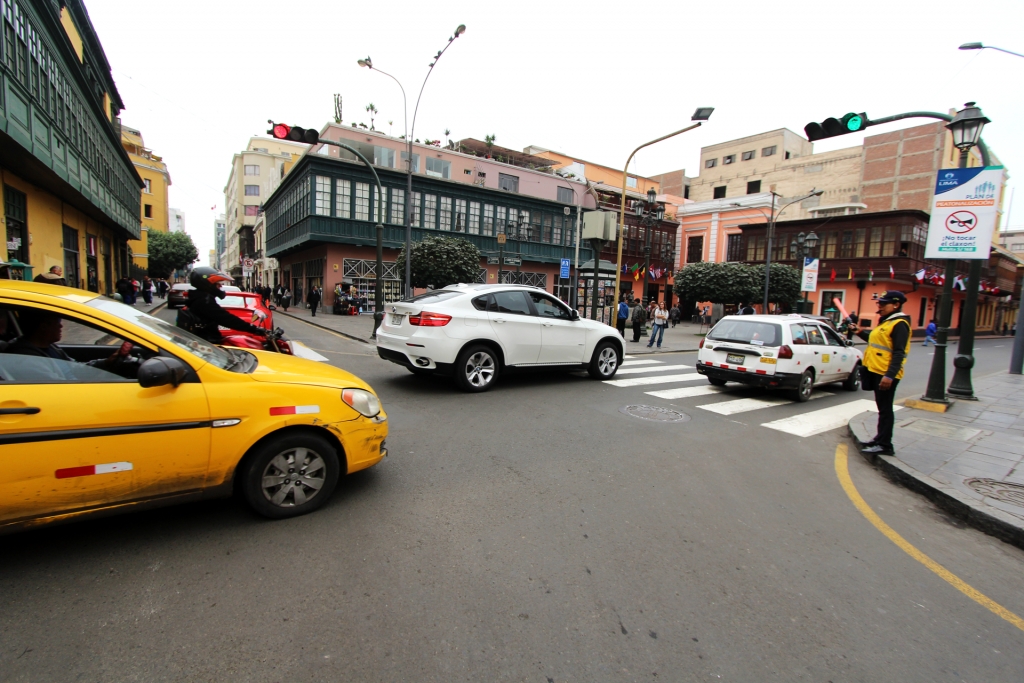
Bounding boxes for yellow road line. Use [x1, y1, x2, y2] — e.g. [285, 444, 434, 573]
[835, 443, 1024, 632]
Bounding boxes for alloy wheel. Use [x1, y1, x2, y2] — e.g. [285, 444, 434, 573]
[597, 347, 618, 376]
[465, 351, 495, 388]
[260, 447, 326, 508]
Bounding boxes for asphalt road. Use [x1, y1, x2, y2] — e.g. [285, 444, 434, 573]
[2, 311, 1022, 682]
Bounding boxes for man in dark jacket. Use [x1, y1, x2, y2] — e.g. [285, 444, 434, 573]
[34, 266, 67, 286]
[182, 267, 266, 343]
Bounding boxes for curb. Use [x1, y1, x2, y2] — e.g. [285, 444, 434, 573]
[276, 310, 372, 344]
[847, 416, 1024, 551]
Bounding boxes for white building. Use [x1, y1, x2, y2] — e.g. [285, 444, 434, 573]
[169, 208, 186, 234]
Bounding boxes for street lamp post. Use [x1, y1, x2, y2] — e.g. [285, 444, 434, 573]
[959, 42, 1024, 59]
[358, 24, 466, 301]
[789, 231, 820, 311]
[634, 187, 665, 303]
[613, 108, 714, 305]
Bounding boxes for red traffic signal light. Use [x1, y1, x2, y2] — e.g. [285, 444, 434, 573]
[266, 121, 320, 145]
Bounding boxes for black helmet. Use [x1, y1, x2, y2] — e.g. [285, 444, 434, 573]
[190, 266, 233, 299]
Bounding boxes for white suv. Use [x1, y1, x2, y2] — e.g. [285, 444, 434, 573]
[375, 284, 625, 392]
[695, 314, 863, 401]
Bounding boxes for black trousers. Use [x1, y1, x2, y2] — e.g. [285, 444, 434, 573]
[616, 318, 627, 337]
[632, 321, 643, 342]
[866, 371, 900, 447]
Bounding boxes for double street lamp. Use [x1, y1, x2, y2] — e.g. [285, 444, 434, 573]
[790, 230, 820, 310]
[358, 24, 466, 300]
[633, 186, 665, 302]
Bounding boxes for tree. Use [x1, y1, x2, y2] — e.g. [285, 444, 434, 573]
[365, 103, 378, 131]
[395, 236, 481, 289]
[148, 231, 198, 278]
[751, 262, 802, 306]
[673, 261, 758, 305]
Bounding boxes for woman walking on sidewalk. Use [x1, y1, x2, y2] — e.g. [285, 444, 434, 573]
[647, 301, 669, 348]
[281, 287, 292, 312]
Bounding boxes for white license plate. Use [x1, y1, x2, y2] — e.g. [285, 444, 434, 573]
[390, 314, 403, 325]
[726, 353, 745, 365]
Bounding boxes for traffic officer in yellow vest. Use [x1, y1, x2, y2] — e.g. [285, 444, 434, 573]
[849, 290, 912, 455]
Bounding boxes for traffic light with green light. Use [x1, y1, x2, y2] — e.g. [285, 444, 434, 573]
[267, 121, 320, 144]
[804, 112, 869, 141]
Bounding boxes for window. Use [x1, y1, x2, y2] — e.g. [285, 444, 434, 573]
[762, 146, 776, 157]
[496, 206, 507, 233]
[822, 231, 837, 258]
[5, 185, 27, 263]
[355, 182, 370, 221]
[746, 235, 766, 261]
[707, 319, 781, 346]
[425, 157, 450, 179]
[508, 208, 518, 234]
[244, 205, 259, 217]
[483, 204, 494, 236]
[411, 192, 422, 228]
[542, 214, 552, 242]
[741, 150, 755, 161]
[143, 204, 152, 218]
[424, 194, 437, 228]
[557, 186, 574, 204]
[785, 151, 792, 160]
[553, 215, 563, 245]
[63, 225, 79, 288]
[401, 152, 420, 173]
[314, 176, 331, 216]
[373, 146, 396, 168]
[464, 169, 472, 175]
[390, 188, 405, 224]
[746, 180, 761, 194]
[529, 292, 570, 320]
[801, 324, 826, 345]
[472, 294, 492, 311]
[454, 199, 467, 232]
[492, 291, 532, 315]
[143, 178, 152, 193]
[726, 234, 744, 262]
[244, 165, 260, 176]
[687, 236, 704, 263]
[335, 179, 351, 219]
[626, 176, 638, 189]
[374, 186, 385, 223]
[469, 202, 480, 234]
[244, 185, 260, 196]
[499, 173, 519, 193]
[684, 185, 690, 199]
[713, 186, 726, 199]
[705, 158, 717, 169]
[439, 197, 452, 231]
[723, 154, 735, 165]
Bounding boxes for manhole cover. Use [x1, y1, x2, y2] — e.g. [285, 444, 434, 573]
[965, 478, 1024, 508]
[619, 405, 691, 423]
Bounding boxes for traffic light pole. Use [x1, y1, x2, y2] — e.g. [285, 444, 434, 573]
[316, 139, 386, 339]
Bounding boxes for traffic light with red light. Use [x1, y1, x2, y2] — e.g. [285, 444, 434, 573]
[804, 112, 869, 141]
[267, 121, 320, 144]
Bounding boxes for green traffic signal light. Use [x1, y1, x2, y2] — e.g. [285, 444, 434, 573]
[842, 113, 866, 132]
[804, 112, 869, 141]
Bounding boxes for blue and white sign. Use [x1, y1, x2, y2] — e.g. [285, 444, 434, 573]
[800, 257, 819, 292]
[560, 258, 571, 279]
[926, 166, 1004, 259]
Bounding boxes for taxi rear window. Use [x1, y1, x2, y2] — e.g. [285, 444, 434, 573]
[707, 319, 782, 347]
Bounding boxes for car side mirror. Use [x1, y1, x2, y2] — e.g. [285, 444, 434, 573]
[570, 309, 580, 321]
[138, 357, 187, 388]
[845, 339, 854, 347]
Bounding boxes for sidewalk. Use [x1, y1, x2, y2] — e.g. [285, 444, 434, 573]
[276, 305, 378, 343]
[848, 372, 1024, 549]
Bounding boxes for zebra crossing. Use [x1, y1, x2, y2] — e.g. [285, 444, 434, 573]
[609, 357, 895, 438]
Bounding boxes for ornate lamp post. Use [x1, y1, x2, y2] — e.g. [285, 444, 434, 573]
[789, 230, 820, 311]
[634, 187, 664, 303]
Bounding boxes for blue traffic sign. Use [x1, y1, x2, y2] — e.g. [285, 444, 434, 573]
[560, 258, 570, 279]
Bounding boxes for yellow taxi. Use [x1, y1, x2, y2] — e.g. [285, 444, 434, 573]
[0, 280, 387, 533]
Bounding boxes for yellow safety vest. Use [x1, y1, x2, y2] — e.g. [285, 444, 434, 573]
[864, 312, 912, 380]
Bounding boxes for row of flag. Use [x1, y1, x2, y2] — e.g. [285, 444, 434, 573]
[621, 263, 668, 281]
[820, 266, 1000, 294]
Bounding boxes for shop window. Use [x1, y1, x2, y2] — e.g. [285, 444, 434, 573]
[713, 186, 726, 199]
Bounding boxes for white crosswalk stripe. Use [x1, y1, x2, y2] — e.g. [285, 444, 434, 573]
[696, 391, 832, 415]
[620, 359, 664, 367]
[614, 364, 692, 375]
[761, 400, 900, 437]
[604, 373, 705, 388]
[646, 384, 731, 399]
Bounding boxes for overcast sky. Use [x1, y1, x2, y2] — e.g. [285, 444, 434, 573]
[86, 0, 1024, 264]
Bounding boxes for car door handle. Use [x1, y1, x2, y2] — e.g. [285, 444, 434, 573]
[494, 318, 506, 324]
[0, 407, 41, 415]
[543, 323, 553, 327]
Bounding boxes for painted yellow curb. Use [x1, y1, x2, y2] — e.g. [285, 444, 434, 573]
[902, 398, 953, 413]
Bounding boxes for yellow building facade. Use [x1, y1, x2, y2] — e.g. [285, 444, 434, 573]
[121, 126, 171, 271]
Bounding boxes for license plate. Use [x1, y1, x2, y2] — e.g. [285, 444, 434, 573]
[390, 314, 403, 325]
[726, 353, 744, 365]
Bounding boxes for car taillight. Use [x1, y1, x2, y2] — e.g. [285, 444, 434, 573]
[778, 345, 793, 359]
[699, 337, 705, 349]
[408, 311, 452, 327]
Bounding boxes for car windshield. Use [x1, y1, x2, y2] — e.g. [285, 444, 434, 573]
[221, 295, 255, 308]
[707, 319, 782, 346]
[85, 297, 236, 369]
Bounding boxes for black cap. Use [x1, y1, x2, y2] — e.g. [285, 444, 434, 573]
[877, 290, 907, 305]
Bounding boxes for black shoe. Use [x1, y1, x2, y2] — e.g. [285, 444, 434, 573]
[861, 444, 894, 456]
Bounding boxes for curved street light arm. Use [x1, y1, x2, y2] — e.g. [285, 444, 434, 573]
[367, 66, 408, 141]
[411, 33, 462, 143]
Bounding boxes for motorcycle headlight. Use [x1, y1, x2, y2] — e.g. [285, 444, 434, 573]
[341, 388, 381, 417]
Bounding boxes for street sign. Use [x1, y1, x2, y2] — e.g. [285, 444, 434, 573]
[560, 258, 570, 279]
[496, 233, 507, 245]
[503, 256, 521, 266]
[925, 166, 1003, 259]
[800, 257, 819, 292]
[242, 257, 255, 275]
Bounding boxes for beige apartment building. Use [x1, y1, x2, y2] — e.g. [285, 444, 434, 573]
[121, 126, 171, 272]
[222, 137, 306, 286]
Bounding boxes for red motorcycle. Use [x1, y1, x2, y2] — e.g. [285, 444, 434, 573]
[220, 326, 293, 355]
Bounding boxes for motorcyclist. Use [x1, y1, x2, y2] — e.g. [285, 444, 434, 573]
[181, 267, 267, 343]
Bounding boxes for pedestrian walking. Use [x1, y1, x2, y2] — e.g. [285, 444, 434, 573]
[1003, 322, 1009, 336]
[281, 287, 292, 311]
[923, 319, 937, 346]
[616, 297, 630, 338]
[308, 285, 321, 317]
[740, 302, 754, 315]
[647, 301, 669, 348]
[850, 290, 911, 456]
[669, 304, 680, 328]
[630, 299, 646, 343]
[141, 276, 153, 305]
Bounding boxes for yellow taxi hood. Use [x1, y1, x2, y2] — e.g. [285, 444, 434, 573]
[248, 349, 375, 391]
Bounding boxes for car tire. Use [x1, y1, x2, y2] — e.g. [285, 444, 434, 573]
[240, 432, 341, 519]
[588, 341, 621, 380]
[793, 369, 815, 403]
[708, 377, 727, 386]
[455, 344, 499, 392]
[842, 363, 861, 391]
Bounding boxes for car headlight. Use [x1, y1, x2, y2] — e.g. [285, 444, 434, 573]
[341, 388, 381, 417]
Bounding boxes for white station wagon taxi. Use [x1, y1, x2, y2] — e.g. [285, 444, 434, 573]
[695, 314, 863, 401]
